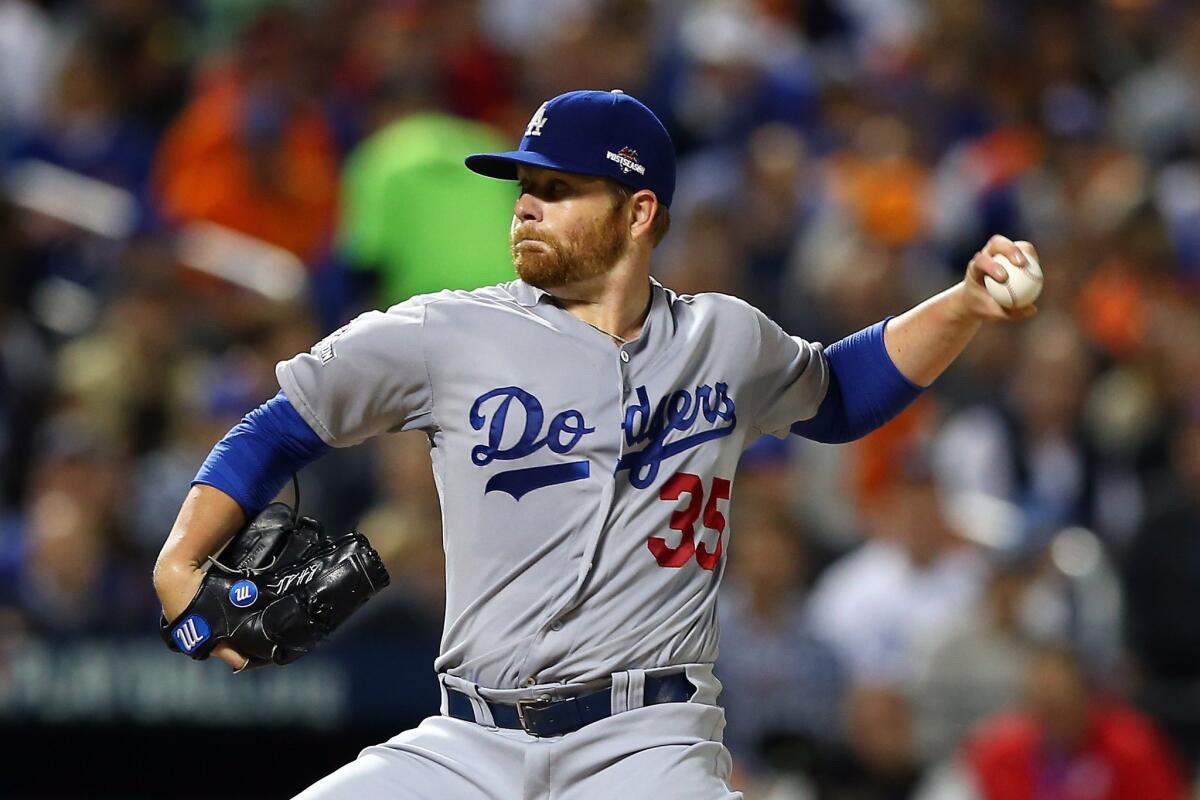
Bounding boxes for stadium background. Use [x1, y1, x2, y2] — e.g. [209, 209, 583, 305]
[3, 0, 1200, 797]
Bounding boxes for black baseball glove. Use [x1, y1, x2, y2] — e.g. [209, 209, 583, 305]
[160, 498, 390, 669]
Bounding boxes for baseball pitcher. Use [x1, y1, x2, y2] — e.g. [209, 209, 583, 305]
[153, 90, 1038, 798]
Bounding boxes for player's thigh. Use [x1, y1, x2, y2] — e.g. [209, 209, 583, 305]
[557, 703, 742, 800]
[564, 739, 740, 800]
[292, 716, 524, 800]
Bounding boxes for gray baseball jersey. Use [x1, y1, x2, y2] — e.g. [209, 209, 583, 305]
[277, 277, 828, 691]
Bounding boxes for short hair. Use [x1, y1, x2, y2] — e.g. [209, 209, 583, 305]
[611, 182, 671, 247]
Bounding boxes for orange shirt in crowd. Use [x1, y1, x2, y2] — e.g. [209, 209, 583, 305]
[154, 79, 338, 264]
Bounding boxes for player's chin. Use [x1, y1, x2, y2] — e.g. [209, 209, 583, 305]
[514, 253, 565, 287]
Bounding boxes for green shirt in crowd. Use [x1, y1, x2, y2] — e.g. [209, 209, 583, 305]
[339, 113, 517, 305]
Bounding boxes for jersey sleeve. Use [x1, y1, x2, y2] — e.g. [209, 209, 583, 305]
[746, 304, 830, 438]
[275, 296, 434, 447]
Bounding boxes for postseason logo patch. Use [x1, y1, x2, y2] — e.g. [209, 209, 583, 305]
[314, 320, 354, 364]
[606, 147, 646, 175]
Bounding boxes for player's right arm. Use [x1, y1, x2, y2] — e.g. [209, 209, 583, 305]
[153, 484, 249, 670]
[154, 298, 435, 669]
[153, 390, 332, 669]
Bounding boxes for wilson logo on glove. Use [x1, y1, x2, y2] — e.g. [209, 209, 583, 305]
[228, 579, 258, 608]
[172, 614, 211, 654]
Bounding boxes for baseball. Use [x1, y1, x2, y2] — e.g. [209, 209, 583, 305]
[984, 251, 1043, 309]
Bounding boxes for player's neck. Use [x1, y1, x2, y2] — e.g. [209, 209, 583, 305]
[549, 259, 653, 344]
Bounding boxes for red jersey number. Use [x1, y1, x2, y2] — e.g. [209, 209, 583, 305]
[649, 472, 731, 570]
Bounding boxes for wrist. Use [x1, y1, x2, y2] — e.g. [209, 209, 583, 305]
[153, 559, 205, 619]
[946, 281, 973, 320]
[947, 280, 991, 325]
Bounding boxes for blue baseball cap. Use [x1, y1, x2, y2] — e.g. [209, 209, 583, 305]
[466, 89, 676, 207]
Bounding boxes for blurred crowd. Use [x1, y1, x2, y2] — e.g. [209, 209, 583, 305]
[2, 0, 1200, 798]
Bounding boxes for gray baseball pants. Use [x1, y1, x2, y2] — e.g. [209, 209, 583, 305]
[294, 666, 742, 799]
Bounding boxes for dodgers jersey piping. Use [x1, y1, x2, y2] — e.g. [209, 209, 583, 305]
[276, 279, 829, 689]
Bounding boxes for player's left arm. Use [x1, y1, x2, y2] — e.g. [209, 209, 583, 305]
[789, 235, 1036, 444]
[883, 235, 1036, 387]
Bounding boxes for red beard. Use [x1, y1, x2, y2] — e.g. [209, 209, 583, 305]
[511, 200, 628, 288]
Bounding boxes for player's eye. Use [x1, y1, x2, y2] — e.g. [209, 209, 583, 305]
[517, 178, 569, 200]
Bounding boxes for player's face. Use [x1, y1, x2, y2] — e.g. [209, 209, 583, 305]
[511, 166, 629, 288]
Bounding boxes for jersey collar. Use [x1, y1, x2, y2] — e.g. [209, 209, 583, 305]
[508, 279, 553, 308]
[507, 277, 674, 353]
[508, 277, 667, 310]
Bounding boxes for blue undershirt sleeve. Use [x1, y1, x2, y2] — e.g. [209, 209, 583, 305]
[192, 390, 333, 517]
[790, 318, 926, 444]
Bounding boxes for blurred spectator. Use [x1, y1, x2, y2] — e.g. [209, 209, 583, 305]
[337, 80, 516, 306]
[519, 0, 660, 104]
[81, 0, 195, 135]
[656, 200, 747, 299]
[1122, 398, 1200, 762]
[660, 0, 819, 155]
[908, 552, 1042, 763]
[1075, 204, 1174, 361]
[426, 0, 516, 126]
[807, 448, 987, 685]
[3, 32, 157, 213]
[959, 645, 1186, 800]
[717, 509, 845, 777]
[54, 271, 191, 450]
[1, 489, 144, 636]
[735, 124, 815, 317]
[0, 0, 59, 131]
[155, 8, 339, 264]
[830, 682, 923, 799]
[829, 113, 929, 250]
[933, 312, 1143, 548]
[1108, 8, 1200, 164]
[0, 415, 149, 637]
[669, 121, 827, 322]
[0, 276, 53, 510]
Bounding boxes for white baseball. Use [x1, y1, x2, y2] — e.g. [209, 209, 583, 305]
[983, 251, 1043, 309]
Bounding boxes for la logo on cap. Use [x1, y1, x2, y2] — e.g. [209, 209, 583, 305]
[525, 103, 549, 137]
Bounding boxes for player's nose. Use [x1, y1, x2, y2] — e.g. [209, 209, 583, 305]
[513, 191, 542, 223]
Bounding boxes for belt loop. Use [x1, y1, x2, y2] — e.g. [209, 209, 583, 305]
[625, 669, 647, 711]
[438, 677, 450, 716]
[462, 683, 496, 728]
[610, 671, 631, 715]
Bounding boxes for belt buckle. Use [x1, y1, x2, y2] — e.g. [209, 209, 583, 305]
[516, 696, 553, 736]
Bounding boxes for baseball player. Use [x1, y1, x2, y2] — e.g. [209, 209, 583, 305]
[153, 89, 1038, 798]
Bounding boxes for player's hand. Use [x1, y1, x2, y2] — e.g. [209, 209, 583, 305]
[155, 562, 250, 672]
[960, 235, 1039, 322]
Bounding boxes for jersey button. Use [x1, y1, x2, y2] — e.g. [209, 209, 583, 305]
[524, 677, 537, 687]
[550, 620, 564, 631]
[620, 350, 630, 363]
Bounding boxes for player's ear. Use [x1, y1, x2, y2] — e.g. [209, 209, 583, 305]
[628, 190, 659, 243]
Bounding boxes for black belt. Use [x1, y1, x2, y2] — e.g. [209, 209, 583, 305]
[446, 673, 695, 737]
